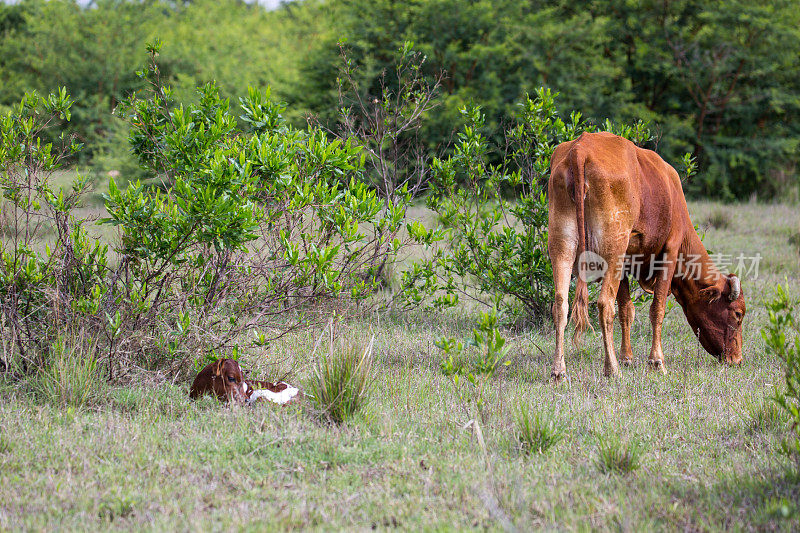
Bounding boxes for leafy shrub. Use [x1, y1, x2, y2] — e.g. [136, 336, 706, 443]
[308, 334, 375, 424]
[596, 433, 645, 475]
[99, 43, 417, 372]
[762, 285, 800, 470]
[402, 89, 652, 325]
[2, 45, 421, 381]
[515, 405, 564, 455]
[0, 88, 107, 375]
[29, 333, 105, 408]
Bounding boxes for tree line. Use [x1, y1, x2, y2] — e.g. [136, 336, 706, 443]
[1, 0, 798, 200]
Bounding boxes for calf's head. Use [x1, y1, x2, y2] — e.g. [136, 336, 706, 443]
[189, 358, 247, 403]
[684, 274, 746, 364]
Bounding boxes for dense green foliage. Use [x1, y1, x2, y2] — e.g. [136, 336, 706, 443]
[1, 0, 797, 198]
[300, 0, 800, 199]
[0, 0, 323, 172]
[0, 52, 414, 378]
[402, 89, 654, 323]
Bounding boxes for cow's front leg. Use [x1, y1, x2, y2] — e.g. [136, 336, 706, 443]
[647, 253, 677, 373]
[617, 276, 635, 366]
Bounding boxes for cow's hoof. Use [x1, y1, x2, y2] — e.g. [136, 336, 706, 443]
[620, 358, 634, 368]
[603, 365, 620, 378]
[550, 371, 566, 384]
[648, 359, 667, 374]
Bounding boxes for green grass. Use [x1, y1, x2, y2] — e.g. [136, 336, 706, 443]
[307, 334, 375, 424]
[742, 396, 790, 433]
[27, 333, 106, 408]
[514, 404, 564, 455]
[0, 200, 799, 530]
[595, 433, 645, 475]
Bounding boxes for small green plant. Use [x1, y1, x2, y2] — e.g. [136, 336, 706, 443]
[762, 284, 800, 470]
[98, 495, 137, 521]
[705, 208, 732, 230]
[29, 333, 105, 408]
[437, 310, 511, 419]
[515, 405, 564, 454]
[308, 334, 375, 424]
[596, 433, 645, 475]
[0, 434, 11, 454]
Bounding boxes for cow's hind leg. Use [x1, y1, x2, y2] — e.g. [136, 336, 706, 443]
[595, 245, 627, 377]
[549, 233, 577, 382]
[617, 276, 635, 366]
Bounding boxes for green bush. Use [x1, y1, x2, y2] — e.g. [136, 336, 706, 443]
[1, 44, 424, 380]
[515, 405, 565, 455]
[308, 334, 375, 424]
[99, 44, 417, 371]
[0, 88, 108, 375]
[402, 89, 652, 324]
[596, 433, 645, 475]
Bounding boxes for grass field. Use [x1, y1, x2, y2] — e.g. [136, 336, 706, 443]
[1, 200, 799, 531]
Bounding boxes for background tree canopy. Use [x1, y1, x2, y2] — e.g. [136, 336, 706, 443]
[1, 0, 798, 200]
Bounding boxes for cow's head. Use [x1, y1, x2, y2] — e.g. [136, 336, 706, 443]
[211, 358, 247, 403]
[685, 274, 746, 364]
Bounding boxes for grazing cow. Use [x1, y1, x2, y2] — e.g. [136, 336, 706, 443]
[547, 132, 746, 378]
[190, 359, 247, 403]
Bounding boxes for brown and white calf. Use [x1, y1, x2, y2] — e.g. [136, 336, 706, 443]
[190, 359, 300, 405]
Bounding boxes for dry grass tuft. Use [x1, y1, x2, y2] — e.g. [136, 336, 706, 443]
[705, 208, 733, 230]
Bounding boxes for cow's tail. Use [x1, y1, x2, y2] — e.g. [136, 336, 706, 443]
[570, 146, 589, 346]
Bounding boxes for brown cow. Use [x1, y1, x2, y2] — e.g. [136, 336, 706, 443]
[547, 132, 745, 378]
[190, 358, 247, 403]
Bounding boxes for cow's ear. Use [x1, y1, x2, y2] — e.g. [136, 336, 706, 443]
[214, 359, 224, 377]
[699, 285, 721, 303]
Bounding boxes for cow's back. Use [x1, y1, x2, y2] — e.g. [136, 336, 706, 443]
[549, 131, 687, 260]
